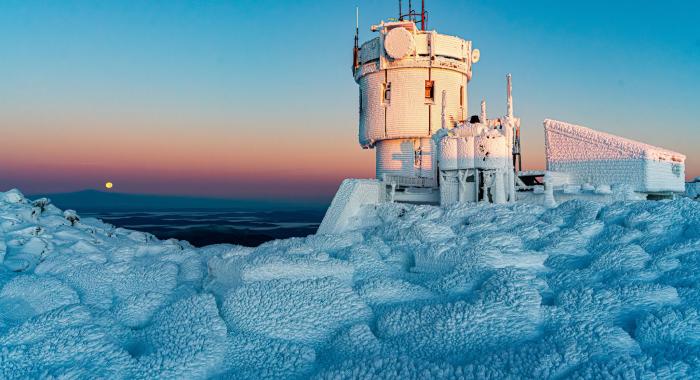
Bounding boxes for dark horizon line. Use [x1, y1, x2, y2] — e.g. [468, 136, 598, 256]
[26, 188, 331, 203]
[24, 188, 332, 212]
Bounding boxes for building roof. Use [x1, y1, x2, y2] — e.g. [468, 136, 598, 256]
[544, 119, 685, 162]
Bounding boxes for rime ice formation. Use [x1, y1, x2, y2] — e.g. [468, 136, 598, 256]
[2, 188, 700, 378]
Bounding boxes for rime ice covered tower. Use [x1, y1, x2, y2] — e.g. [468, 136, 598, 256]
[353, 12, 476, 202]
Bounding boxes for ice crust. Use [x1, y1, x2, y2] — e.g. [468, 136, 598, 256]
[1, 188, 700, 378]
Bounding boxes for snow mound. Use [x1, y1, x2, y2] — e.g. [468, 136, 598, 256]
[1, 188, 700, 378]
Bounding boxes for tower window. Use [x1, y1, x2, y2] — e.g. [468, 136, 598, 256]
[460, 85, 464, 107]
[383, 82, 391, 104]
[425, 80, 434, 102]
[359, 91, 363, 115]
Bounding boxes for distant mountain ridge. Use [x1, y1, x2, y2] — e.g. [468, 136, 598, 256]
[28, 190, 329, 212]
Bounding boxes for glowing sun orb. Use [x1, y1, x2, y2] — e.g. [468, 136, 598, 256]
[105, 182, 113, 189]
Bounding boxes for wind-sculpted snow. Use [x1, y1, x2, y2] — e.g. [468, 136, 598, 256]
[1, 189, 700, 378]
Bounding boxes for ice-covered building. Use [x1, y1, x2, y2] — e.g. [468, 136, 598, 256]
[318, 4, 688, 235]
[544, 119, 686, 195]
[354, 17, 473, 202]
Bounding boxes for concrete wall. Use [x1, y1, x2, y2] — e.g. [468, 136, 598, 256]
[317, 179, 382, 235]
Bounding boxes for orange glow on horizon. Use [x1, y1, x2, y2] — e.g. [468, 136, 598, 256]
[2, 115, 697, 198]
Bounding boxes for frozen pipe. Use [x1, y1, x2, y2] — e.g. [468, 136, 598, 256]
[480, 99, 487, 124]
[441, 90, 447, 130]
[494, 170, 506, 204]
[506, 74, 513, 118]
[544, 181, 556, 208]
[508, 168, 516, 202]
[457, 171, 465, 203]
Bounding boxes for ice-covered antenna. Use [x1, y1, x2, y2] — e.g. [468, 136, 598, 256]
[398, 0, 427, 30]
[481, 99, 487, 123]
[506, 74, 513, 118]
[506, 74, 522, 171]
[352, 7, 360, 71]
[441, 90, 447, 130]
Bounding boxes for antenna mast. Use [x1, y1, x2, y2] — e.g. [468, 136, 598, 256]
[352, 7, 360, 71]
[398, 0, 427, 30]
[506, 74, 522, 172]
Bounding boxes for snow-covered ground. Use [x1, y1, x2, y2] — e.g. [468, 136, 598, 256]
[1, 188, 700, 378]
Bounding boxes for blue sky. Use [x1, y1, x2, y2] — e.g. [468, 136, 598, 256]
[1, 0, 698, 197]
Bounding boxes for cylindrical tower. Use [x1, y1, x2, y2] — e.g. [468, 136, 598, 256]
[354, 20, 476, 181]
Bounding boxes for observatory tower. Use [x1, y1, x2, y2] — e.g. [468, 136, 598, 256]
[352, 3, 479, 186]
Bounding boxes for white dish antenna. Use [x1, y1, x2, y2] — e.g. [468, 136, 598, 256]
[384, 27, 415, 59]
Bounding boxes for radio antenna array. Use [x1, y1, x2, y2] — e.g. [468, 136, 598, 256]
[399, 0, 427, 30]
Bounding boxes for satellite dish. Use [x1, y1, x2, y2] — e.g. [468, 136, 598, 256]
[471, 49, 481, 63]
[384, 27, 415, 60]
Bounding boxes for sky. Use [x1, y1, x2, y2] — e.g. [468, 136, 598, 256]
[1, 0, 698, 201]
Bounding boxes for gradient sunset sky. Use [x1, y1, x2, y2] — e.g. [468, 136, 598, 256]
[1, 0, 698, 200]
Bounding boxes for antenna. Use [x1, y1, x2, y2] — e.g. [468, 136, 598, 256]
[506, 73, 513, 118]
[398, 0, 427, 30]
[352, 7, 360, 71]
[506, 74, 522, 171]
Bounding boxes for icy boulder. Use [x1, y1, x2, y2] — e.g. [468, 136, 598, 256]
[0, 305, 135, 378]
[0, 275, 79, 320]
[133, 294, 227, 379]
[221, 277, 371, 345]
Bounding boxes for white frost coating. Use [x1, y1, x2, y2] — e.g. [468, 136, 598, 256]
[1, 189, 700, 378]
[438, 136, 458, 170]
[475, 130, 508, 169]
[355, 21, 470, 182]
[438, 136, 475, 171]
[317, 179, 381, 235]
[384, 27, 415, 59]
[376, 138, 435, 179]
[544, 119, 686, 193]
[457, 136, 475, 169]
